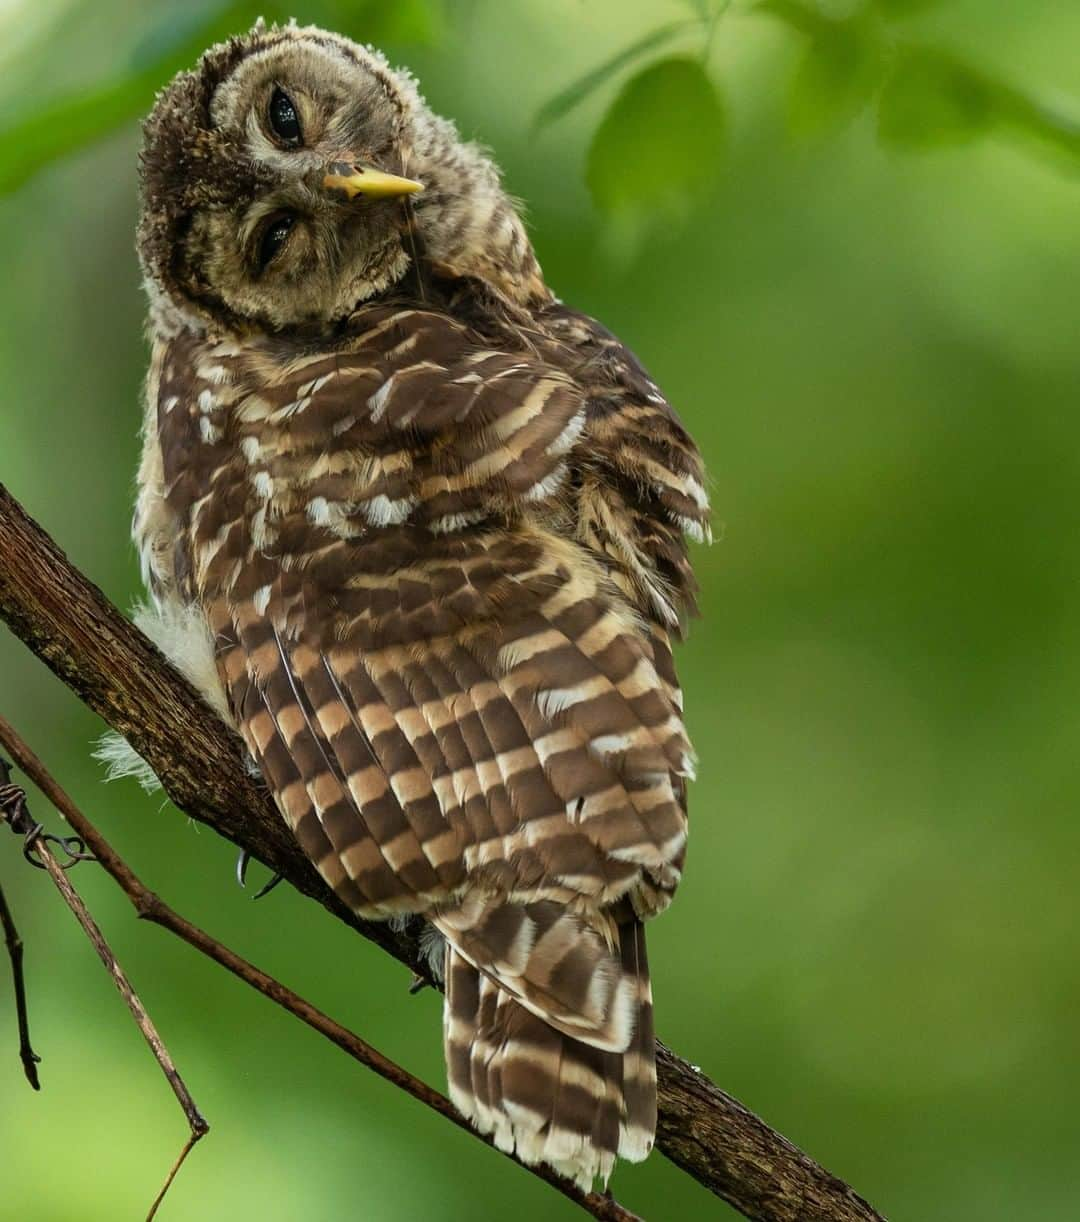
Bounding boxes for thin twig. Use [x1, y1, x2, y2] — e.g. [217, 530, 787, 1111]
[30, 837, 207, 1123]
[145, 1128, 205, 1222]
[0, 871, 40, 1088]
[0, 776, 209, 1222]
[0, 480, 887, 1222]
[0, 714, 640, 1222]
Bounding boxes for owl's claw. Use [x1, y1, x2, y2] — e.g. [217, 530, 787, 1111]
[408, 972, 429, 995]
[235, 848, 284, 900]
[252, 873, 285, 900]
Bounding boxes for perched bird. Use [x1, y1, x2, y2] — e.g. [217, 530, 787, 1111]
[133, 20, 709, 1190]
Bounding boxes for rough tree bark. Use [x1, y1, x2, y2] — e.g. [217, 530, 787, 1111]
[0, 481, 886, 1222]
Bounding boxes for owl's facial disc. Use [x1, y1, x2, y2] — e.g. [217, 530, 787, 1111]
[140, 29, 429, 335]
[219, 44, 422, 329]
[141, 24, 546, 334]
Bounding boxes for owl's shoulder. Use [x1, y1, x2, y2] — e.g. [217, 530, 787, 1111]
[529, 302, 711, 630]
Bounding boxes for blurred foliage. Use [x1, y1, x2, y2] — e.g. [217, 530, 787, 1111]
[531, 21, 695, 132]
[2, 1, 1080, 1220]
[0, 0, 443, 193]
[878, 46, 999, 149]
[785, 8, 883, 136]
[585, 57, 724, 244]
[3, 0, 1080, 216]
[0, 0, 262, 194]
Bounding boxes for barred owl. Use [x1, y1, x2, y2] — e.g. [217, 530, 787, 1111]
[133, 21, 709, 1190]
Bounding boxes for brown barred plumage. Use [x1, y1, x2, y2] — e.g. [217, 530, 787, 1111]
[134, 22, 708, 1190]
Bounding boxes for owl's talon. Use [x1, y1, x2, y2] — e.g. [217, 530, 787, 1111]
[235, 848, 283, 899]
[408, 973, 428, 995]
[252, 872, 284, 900]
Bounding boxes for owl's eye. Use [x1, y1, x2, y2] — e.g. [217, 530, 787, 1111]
[269, 87, 302, 145]
[257, 214, 295, 271]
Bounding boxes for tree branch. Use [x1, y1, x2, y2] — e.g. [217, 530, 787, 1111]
[0, 480, 886, 1222]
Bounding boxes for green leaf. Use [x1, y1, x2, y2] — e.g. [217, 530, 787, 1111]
[994, 89, 1080, 165]
[0, 0, 275, 196]
[585, 56, 724, 228]
[789, 13, 884, 137]
[877, 45, 1080, 166]
[877, 47, 997, 149]
[532, 21, 694, 132]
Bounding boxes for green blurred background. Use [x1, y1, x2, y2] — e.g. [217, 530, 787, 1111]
[2, 1, 1079, 1218]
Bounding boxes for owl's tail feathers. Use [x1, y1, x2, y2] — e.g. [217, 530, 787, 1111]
[441, 917, 656, 1191]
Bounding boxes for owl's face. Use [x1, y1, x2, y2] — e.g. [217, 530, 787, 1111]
[138, 25, 427, 334]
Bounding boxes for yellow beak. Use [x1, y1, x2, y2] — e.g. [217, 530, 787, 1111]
[323, 161, 424, 200]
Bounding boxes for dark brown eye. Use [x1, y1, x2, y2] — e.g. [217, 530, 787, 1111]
[257, 214, 295, 271]
[269, 87, 302, 145]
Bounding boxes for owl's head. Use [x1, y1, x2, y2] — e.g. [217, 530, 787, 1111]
[138, 22, 545, 337]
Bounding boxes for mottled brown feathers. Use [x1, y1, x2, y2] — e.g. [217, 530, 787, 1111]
[135, 21, 708, 1191]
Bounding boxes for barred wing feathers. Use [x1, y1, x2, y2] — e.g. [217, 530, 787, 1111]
[544, 302, 710, 632]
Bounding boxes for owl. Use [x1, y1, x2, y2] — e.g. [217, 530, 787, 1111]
[133, 21, 709, 1190]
